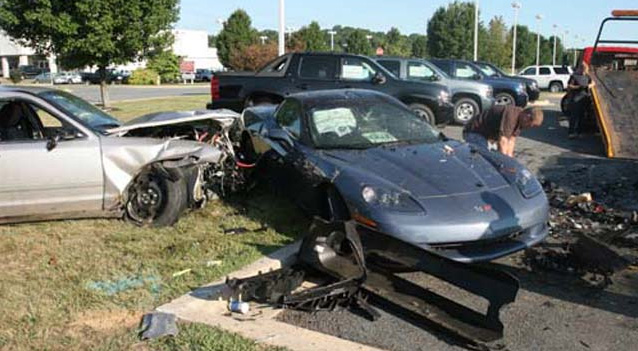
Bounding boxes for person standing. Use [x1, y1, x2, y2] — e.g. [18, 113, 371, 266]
[567, 63, 595, 139]
[463, 105, 544, 157]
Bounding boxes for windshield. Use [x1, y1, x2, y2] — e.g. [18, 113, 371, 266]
[308, 99, 440, 150]
[39, 90, 122, 132]
[477, 63, 499, 77]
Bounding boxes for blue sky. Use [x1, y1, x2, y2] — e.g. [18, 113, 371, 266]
[178, 0, 638, 48]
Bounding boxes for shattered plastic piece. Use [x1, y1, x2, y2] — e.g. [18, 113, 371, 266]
[206, 260, 223, 267]
[172, 269, 192, 278]
[228, 300, 250, 314]
[139, 312, 178, 340]
[566, 192, 593, 207]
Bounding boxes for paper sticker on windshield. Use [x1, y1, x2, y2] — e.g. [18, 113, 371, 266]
[363, 132, 397, 143]
[408, 65, 429, 78]
[342, 65, 367, 79]
[313, 108, 357, 135]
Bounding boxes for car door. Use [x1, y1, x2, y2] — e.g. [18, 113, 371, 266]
[294, 55, 339, 92]
[0, 94, 104, 220]
[537, 67, 552, 88]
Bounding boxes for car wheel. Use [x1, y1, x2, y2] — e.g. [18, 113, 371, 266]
[126, 169, 187, 227]
[408, 103, 435, 125]
[550, 82, 563, 93]
[453, 98, 479, 125]
[494, 93, 515, 106]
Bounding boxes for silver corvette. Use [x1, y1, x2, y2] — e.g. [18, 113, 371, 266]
[0, 86, 240, 226]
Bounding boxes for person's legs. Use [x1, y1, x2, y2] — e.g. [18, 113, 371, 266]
[568, 99, 585, 137]
[463, 132, 489, 150]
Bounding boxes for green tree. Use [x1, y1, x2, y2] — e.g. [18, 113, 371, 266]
[345, 29, 372, 55]
[427, 1, 477, 59]
[481, 16, 510, 68]
[147, 51, 180, 83]
[295, 21, 329, 52]
[216, 9, 258, 70]
[410, 34, 428, 58]
[385, 27, 411, 57]
[0, 0, 178, 107]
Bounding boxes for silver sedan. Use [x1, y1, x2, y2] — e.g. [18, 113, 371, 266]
[0, 86, 238, 226]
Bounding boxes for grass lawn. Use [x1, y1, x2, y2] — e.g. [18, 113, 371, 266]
[0, 95, 303, 351]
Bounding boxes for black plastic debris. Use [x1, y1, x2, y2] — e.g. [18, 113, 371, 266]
[139, 311, 178, 340]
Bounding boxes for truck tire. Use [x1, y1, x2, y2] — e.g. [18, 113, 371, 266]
[408, 103, 435, 125]
[550, 81, 564, 93]
[453, 98, 479, 125]
[495, 92, 515, 106]
[126, 169, 188, 227]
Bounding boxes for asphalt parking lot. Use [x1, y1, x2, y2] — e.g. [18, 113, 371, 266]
[278, 94, 638, 351]
[60, 83, 209, 103]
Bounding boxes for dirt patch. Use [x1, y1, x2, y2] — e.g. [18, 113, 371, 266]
[69, 309, 144, 334]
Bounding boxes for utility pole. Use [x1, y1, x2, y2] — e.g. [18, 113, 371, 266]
[278, 0, 285, 55]
[511, 2, 521, 74]
[328, 30, 336, 51]
[562, 29, 569, 65]
[552, 24, 558, 65]
[535, 14, 543, 67]
[473, 0, 479, 61]
[573, 34, 579, 67]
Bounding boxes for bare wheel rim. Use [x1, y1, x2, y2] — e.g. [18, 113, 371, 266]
[127, 174, 165, 224]
[456, 102, 475, 121]
[495, 95, 513, 106]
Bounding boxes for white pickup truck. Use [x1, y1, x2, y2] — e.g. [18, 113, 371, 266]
[518, 65, 572, 92]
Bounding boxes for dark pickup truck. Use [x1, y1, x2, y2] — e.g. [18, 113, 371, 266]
[207, 52, 454, 125]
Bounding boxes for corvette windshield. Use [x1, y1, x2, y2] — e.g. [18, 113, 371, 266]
[308, 99, 440, 149]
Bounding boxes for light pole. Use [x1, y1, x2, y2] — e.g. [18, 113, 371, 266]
[535, 14, 543, 67]
[260, 36, 268, 45]
[511, 2, 521, 74]
[473, 0, 479, 61]
[286, 26, 295, 43]
[552, 24, 558, 65]
[562, 29, 569, 65]
[573, 34, 579, 67]
[328, 30, 336, 51]
[278, 0, 285, 55]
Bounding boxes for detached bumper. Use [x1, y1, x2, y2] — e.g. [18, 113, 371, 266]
[206, 98, 244, 112]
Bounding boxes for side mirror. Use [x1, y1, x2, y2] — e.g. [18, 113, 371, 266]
[472, 73, 482, 80]
[46, 128, 79, 151]
[372, 72, 387, 85]
[432, 73, 441, 81]
[267, 128, 294, 148]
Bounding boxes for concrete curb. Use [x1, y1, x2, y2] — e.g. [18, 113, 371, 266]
[157, 241, 383, 351]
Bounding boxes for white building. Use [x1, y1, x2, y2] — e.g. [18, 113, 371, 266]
[0, 28, 223, 77]
[0, 32, 58, 77]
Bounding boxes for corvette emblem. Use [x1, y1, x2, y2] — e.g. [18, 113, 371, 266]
[473, 204, 492, 213]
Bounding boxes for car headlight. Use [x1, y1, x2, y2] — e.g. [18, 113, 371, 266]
[515, 169, 543, 198]
[438, 90, 451, 104]
[479, 86, 493, 98]
[516, 83, 526, 94]
[361, 185, 424, 213]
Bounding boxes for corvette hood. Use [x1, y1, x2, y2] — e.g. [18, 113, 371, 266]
[107, 109, 239, 136]
[322, 141, 510, 199]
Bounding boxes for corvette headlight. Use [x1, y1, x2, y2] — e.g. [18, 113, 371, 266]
[438, 90, 451, 104]
[361, 186, 424, 213]
[515, 169, 542, 198]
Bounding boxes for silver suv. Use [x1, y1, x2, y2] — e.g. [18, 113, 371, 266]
[518, 65, 572, 92]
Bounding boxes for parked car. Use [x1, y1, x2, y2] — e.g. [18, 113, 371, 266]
[208, 52, 454, 126]
[81, 69, 126, 84]
[472, 61, 540, 102]
[240, 89, 549, 262]
[0, 86, 241, 226]
[32, 72, 54, 84]
[33, 72, 83, 84]
[517, 65, 572, 92]
[195, 69, 213, 82]
[18, 65, 48, 79]
[430, 59, 529, 107]
[375, 56, 494, 124]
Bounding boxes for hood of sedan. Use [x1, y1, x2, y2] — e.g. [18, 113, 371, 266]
[106, 109, 239, 136]
[322, 141, 510, 199]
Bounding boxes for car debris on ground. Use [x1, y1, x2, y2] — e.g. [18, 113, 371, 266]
[139, 311, 179, 340]
[521, 180, 637, 286]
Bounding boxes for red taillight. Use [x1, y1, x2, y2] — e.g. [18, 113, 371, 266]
[211, 75, 220, 100]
